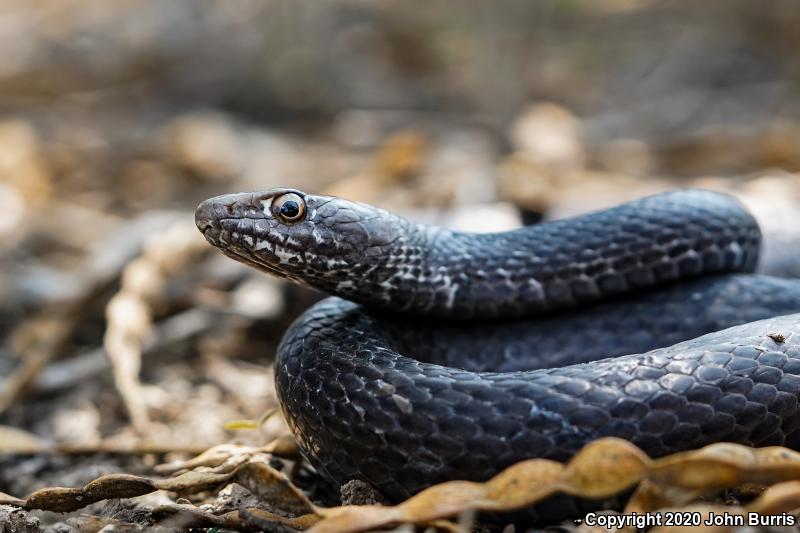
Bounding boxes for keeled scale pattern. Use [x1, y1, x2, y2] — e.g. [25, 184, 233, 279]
[375, 274, 800, 372]
[357, 189, 762, 318]
[277, 304, 800, 505]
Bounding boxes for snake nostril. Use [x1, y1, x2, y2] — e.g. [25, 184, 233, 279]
[194, 199, 220, 236]
[197, 219, 213, 233]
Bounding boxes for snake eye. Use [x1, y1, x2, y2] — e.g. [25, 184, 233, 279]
[272, 193, 306, 223]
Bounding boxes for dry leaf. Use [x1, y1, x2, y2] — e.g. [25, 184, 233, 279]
[0, 425, 48, 453]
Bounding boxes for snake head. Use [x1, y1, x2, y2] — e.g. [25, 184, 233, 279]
[195, 189, 405, 288]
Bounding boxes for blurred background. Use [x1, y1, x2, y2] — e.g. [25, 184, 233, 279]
[1, 0, 800, 526]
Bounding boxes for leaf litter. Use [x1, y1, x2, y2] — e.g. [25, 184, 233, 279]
[4, 437, 800, 532]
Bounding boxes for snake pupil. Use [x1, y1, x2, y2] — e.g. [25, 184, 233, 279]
[281, 201, 300, 218]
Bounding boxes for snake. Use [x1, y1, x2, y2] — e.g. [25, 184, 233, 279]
[195, 188, 800, 520]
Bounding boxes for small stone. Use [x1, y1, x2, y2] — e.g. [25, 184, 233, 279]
[340, 479, 389, 506]
[0, 505, 41, 533]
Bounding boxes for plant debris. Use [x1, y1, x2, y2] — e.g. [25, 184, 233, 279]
[4, 438, 800, 532]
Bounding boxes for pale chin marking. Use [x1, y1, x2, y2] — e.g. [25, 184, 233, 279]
[274, 246, 300, 264]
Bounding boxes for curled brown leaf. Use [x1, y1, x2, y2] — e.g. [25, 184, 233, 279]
[310, 438, 800, 533]
[10, 437, 800, 532]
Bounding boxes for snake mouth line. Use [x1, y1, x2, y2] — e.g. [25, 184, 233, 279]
[220, 240, 312, 288]
[223, 246, 288, 279]
[212, 217, 313, 257]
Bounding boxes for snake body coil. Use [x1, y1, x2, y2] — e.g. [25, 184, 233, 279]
[196, 189, 800, 518]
